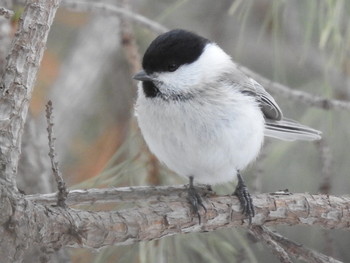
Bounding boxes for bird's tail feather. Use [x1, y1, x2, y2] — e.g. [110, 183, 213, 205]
[264, 118, 322, 141]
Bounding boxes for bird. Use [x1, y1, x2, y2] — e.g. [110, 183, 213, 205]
[133, 29, 321, 224]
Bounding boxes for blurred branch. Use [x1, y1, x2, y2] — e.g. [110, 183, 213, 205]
[251, 226, 342, 263]
[0, 6, 14, 19]
[62, 0, 168, 34]
[118, 0, 161, 185]
[250, 226, 293, 263]
[239, 64, 350, 111]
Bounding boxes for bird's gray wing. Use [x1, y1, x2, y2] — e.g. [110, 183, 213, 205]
[230, 70, 321, 141]
[235, 74, 283, 120]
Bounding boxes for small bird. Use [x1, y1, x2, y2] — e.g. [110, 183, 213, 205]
[133, 29, 321, 223]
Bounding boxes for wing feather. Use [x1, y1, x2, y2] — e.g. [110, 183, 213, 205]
[228, 67, 321, 141]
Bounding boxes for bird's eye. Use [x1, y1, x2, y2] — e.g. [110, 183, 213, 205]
[168, 63, 178, 72]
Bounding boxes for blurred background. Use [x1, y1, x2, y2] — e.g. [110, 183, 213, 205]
[2, 0, 350, 262]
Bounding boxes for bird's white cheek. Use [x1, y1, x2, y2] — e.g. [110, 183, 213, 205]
[156, 67, 202, 92]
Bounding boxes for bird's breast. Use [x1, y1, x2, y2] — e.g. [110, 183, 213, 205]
[135, 88, 265, 184]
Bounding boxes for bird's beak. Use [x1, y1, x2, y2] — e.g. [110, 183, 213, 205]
[133, 70, 153, 81]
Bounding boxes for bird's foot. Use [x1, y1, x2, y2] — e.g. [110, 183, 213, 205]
[187, 176, 206, 224]
[233, 173, 255, 224]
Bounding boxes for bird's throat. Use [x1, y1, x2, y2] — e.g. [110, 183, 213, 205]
[142, 81, 160, 98]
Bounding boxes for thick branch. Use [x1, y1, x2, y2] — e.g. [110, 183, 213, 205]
[0, 0, 61, 187]
[27, 185, 190, 205]
[26, 186, 350, 232]
[25, 186, 350, 249]
[0, 0, 62, 261]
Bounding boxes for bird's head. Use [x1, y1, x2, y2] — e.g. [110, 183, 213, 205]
[133, 29, 233, 98]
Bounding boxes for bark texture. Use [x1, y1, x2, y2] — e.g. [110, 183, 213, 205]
[0, 0, 61, 261]
[0, 0, 61, 187]
[3, 186, 349, 252]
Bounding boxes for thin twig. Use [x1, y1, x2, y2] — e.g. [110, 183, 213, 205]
[255, 226, 343, 263]
[45, 100, 68, 207]
[0, 7, 14, 19]
[250, 226, 293, 263]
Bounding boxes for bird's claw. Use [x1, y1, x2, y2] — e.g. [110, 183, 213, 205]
[233, 173, 255, 224]
[187, 176, 206, 224]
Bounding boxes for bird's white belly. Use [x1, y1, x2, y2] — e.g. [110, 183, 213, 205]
[136, 95, 265, 185]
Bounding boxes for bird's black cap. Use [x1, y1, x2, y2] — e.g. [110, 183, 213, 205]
[142, 29, 209, 74]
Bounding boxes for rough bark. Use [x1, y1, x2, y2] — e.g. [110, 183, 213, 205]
[2, 185, 350, 256]
[0, 0, 61, 261]
[0, 0, 61, 188]
[0, 1, 12, 76]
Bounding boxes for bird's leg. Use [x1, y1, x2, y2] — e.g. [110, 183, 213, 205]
[233, 171, 255, 224]
[187, 176, 206, 223]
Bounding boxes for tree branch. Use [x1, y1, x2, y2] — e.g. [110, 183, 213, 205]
[250, 226, 293, 263]
[252, 226, 343, 263]
[27, 185, 190, 205]
[238, 65, 350, 111]
[0, 0, 62, 261]
[25, 186, 350, 247]
[46, 101, 68, 207]
[0, 0, 61, 188]
[62, 0, 168, 34]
